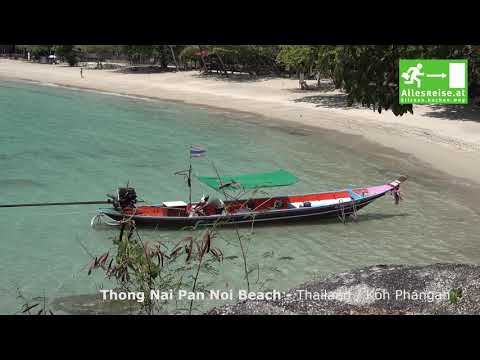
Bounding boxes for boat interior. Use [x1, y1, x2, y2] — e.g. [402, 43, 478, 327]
[122, 186, 377, 218]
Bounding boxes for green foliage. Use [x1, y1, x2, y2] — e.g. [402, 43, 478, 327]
[16, 289, 54, 315]
[17, 44, 477, 116]
[122, 45, 182, 67]
[55, 45, 78, 66]
[449, 288, 463, 305]
[333, 46, 413, 115]
[179, 45, 201, 60]
[88, 221, 223, 314]
[16, 45, 54, 57]
[315, 45, 340, 79]
[466, 46, 480, 106]
[180, 45, 479, 112]
[77, 45, 122, 63]
[181, 45, 281, 75]
[123, 45, 156, 58]
[123, 45, 155, 65]
[276, 45, 317, 73]
[280, 45, 479, 115]
[209, 45, 279, 64]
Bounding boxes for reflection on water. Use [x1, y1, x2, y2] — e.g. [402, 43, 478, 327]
[1, 80, 480, 314]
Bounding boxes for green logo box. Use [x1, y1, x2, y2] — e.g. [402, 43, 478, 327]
[399, 59, 468, 104]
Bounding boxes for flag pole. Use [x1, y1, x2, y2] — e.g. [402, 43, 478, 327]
[188, 157, 192, 206]
[188, 145, 206, 206]
[188, 147, 192, 206]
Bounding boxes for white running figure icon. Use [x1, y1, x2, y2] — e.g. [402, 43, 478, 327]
[402, 63, 424, 88]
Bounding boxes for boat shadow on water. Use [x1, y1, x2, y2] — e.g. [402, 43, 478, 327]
[229, 212, 411, 229]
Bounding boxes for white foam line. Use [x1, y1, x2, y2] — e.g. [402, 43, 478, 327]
[2, 78, 160, 104]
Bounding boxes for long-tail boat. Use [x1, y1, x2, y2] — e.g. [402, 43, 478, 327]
[92, 169, 407, 228]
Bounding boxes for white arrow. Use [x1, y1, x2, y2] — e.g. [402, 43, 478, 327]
[426, 73, 447, 78]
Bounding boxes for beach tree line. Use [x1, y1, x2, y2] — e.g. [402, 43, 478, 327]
[161, 45, 480, 115]
[275, 45, 479, 115]
[11, 45, 480, 115]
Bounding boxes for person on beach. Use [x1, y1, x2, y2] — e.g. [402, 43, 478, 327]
[80, 68, 84, 79]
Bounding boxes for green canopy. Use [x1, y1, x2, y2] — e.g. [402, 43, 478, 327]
[196, 169, 298, 191]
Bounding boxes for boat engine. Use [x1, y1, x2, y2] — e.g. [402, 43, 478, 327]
[107, 187, 137, 209]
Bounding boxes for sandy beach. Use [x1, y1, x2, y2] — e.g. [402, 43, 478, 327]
[1, 58, 479, 185]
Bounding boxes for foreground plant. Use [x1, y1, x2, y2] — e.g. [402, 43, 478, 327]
[87, 220, 223, 314]
[16, 289, 54, 315]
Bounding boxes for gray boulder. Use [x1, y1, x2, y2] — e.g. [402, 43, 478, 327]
[207, 263, 480, 315]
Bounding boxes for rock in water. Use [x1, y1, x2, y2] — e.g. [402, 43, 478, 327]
[207, 264, 480, 315]
[51, 294, 141, 315]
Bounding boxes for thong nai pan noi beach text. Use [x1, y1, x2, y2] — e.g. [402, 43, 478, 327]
[100, 288, 451, 303]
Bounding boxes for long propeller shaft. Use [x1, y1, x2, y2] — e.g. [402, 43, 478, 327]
[0, 200, 112, 208]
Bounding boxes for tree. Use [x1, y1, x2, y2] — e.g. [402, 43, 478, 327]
[315, 45, 341, 86]
[280, 45, 479, 115]
[178, 45, 202, 70]
[122, 45, 183, 69]
[77, 45, 121, 68]
[123, 45, 155, 65]
[168, 45, 179, 71]
[330, 45, 479, 115]
[332, 45, 412, 115]
[209, 45, 281, 76]
[276, 46, 318, 88]
[16, 45, 54, 58]
[55, 45, 78, 66]
[177, 45, 281, 76]
[43, 44, 477, 115]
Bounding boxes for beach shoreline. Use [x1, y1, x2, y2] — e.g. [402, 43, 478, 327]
[1, 58, 479, 186]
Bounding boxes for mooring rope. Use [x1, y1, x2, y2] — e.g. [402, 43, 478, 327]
[351, 200, 358, 222]
[90, 213, 121, 227]
[338, 199, 346, 225]
[90, 207, 138, 227]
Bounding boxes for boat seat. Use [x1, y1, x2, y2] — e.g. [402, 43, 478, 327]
[162, 201, 188, 207]
[289, 197, 351, 208]
[346, 189, 363, 200]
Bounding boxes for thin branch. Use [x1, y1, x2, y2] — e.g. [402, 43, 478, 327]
[235, 225, 250, 292]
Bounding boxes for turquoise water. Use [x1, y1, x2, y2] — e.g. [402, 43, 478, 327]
[1, 79, 480, 314]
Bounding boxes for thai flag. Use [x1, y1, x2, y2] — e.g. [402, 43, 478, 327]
[190, 146, 206, 157]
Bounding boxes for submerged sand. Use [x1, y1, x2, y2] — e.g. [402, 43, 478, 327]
[1, 59, 479, 185]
